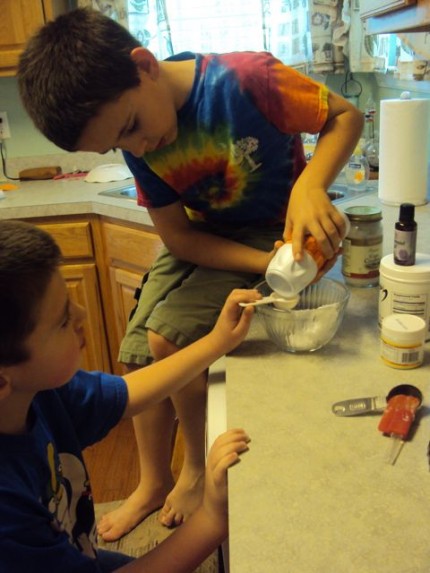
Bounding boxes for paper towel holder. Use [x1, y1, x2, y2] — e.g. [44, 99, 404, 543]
[378, 94, 429, 207]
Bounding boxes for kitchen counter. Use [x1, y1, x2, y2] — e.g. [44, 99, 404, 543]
[0, 177, 153, 226]
[225, 192, 430, 573]
[3, 175, 430, 570]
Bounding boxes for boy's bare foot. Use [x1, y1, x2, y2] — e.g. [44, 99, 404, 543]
[158, 466, 205, 527]
[97, 481, 173, 542]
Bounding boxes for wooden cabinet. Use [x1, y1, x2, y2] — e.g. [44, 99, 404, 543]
[61, 263, 110, 372]
[0, 0, 70, 76]
[27, 215, 163, 375]
[361, 0, 430, 33]
[100, 219, 164, 375]
[34, 217, 111, 373]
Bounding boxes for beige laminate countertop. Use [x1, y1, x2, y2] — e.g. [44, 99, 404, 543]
[3, 176, 430, 571]
[0, 177, 152, 226]
[226, 192, 430, 573]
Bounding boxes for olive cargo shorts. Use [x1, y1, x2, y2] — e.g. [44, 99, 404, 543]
[118, 223, 283, 366]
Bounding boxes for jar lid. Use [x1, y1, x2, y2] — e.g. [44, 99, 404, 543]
[380, 253, 430, 281]
[344, 206, 382, 221]
[382, 313, 426, 343]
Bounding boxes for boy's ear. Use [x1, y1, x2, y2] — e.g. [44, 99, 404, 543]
[130, 47, 159, 80]
[0, 370, 12, 401]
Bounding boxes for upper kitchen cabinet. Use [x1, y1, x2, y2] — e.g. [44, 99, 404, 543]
[0, 0, 72, 77]
[361, 0, 430, 34]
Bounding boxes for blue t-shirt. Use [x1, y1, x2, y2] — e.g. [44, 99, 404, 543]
[0, 370, 128, 573]
[124, 51, 328, 225]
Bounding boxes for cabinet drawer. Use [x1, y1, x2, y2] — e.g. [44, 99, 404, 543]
[38, 222, 94, 259]
[102, 222, 163, 270]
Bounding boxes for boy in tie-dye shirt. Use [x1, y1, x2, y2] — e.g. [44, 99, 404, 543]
[18, 8, 364, 541]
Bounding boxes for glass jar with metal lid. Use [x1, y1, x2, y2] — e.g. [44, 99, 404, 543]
[341, 206, 383, 287]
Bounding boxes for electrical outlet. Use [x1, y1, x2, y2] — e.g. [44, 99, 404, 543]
[0, 112, 11, 139]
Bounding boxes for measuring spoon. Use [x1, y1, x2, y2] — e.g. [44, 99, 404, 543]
[239, 292, 300, 310]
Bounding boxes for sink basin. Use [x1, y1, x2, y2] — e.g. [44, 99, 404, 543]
[98, 185, 137, 200]
[327, 183, 375, 204]
[98, 183, 374, 204]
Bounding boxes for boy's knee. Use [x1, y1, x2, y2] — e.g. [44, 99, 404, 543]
[148, 330, 179, 360]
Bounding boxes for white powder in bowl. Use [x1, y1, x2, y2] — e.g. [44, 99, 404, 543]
[285, 303, 340, 350]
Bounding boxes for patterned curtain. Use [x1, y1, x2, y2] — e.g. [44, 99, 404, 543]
[77, 0, 129, 27]
[77, 0, 173, 58]
[259, 0, 351, 73]
[127, 0, 173, 59]
[262, 0, 313, 70]
[79, 0, 352, 73]
[309, 0, 350, 74]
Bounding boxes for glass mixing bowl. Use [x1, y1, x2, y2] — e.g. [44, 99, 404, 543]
[256, 277, 350, 353]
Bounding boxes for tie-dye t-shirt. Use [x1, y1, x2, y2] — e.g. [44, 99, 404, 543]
[124, 51, 329, 226]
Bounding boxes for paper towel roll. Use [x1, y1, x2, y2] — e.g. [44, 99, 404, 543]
[378, 97, 430, 206]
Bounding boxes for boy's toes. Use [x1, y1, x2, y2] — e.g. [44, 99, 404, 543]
[97, 515, 110, 535]
[159, 504, 183, 527]
[171, 511, 184, 527]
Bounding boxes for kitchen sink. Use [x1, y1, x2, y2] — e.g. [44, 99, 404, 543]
[98, 182, 375, 203]
[98, 185, 137, 200]
[327, 182, 376, 204]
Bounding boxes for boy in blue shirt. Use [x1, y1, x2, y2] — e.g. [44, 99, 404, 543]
[18, 8, 363, 538]
[0, 219, 253, 572]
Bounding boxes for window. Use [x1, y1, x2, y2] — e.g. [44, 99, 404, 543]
[165, 0, 265, 54]
[126, 0, 313, 67]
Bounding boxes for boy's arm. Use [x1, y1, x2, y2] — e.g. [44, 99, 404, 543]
[116, 428, 250, 573]
[122, 289, 259, 417]
[285, 90, 364, 260]
[149, 203, 274, 275]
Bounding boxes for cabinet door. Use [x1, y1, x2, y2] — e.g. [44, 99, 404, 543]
[108, 267, 143, 374]
[101, 220, 163, 374]
[0, 1, 69, 76]
[102, 222, 163, 270]
[0, 1, 45, 75]
[61, 263, 111, 372]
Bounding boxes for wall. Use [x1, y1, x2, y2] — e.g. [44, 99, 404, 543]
[0, 77, 60, 157]
[0, 76, 120, 177]
[326, 72, 430, 136]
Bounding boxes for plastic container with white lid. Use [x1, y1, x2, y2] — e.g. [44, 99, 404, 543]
[379, 253, 430, 340]
[380, 313, 426, 369]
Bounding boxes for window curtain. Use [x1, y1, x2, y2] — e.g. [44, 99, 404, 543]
[78, 0, 129, 28]
[308, 0, 350, 75]
[77, 0, 173, 58]
[78, 0, 352, 73]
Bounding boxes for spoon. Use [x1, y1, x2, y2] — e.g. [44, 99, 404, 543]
[239, 292, 300, 310]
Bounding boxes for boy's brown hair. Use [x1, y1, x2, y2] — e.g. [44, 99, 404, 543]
[0, 220, 62, 365]
[18, 8, 141, 151]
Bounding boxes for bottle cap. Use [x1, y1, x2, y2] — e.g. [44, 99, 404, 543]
[400, 91, 411, 100]
[399, 203, 415, 222]
[344, 205, 382, 222]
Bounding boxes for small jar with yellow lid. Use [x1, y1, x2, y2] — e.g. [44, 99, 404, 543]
[380, 313, 426, 369]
